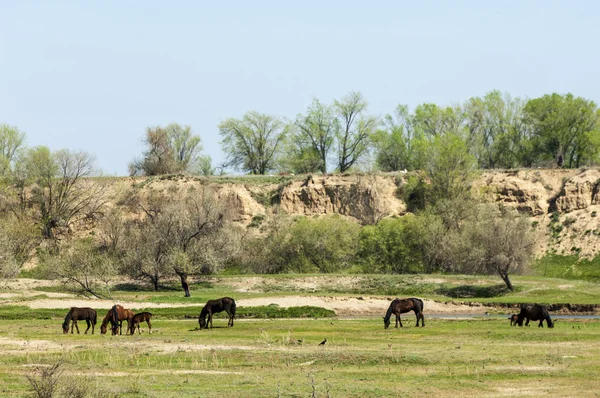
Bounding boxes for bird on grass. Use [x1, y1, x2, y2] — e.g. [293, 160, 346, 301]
[319, 339, 327, 346]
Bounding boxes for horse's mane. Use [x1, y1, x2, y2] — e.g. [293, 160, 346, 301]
[62, 308, 74, 327]
[384, 301, 395, 321]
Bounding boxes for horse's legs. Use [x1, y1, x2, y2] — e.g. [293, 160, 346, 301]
[84, 320, 91, 334]
[74, 321, 80, 334]
[396, 314, 403, 328]
[538, 320, 544, 328]
[147, 319, 152, 334]
[226, 310, 233, 327]
[209, 312, 213, 329]
[525, 319, 530, 327]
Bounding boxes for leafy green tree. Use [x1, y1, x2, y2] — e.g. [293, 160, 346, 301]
[358, 215, 424, 273]
[219, 111, 290, 174]
[373, 105, 414, 172]
[0, 124, 26, 176]
[464, 91, 526, 169]
[248, 215, 360, 273]
[524, 93, 599, 167]
[412, 103, 465, 138]
[293, 99, 336, 173]
[334, 92, 378, 173]
[425, 131, 477, 202]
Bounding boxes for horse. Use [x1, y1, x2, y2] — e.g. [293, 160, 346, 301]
[100, 305, 134, 335]
[62, 307, 97, 334]
[129, 312, 153, 335]
[517, 304, 554, 328]
[199, 297, 236, 329]
[383, 298, 425, 328]
[508, 314, 519, 326]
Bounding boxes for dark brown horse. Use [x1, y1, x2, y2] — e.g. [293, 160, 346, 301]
[129, 312, 153, 335]
[199, 297, 236, 329]
[508, 314, 519, 326]
[100, 305, 134, 335]
[517, 304, 554, 328]
[383, 298, 424, 328]
[62, 307, 97, 334]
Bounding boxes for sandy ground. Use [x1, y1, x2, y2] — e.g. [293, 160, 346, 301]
[0, 277, 486, 316]
[7, 295, 483, 316]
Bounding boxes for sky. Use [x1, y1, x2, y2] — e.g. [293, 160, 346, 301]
[1, 1, 599, 176]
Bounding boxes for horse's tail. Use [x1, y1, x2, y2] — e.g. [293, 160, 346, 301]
[230, 299, 236, 317]
[542, 307, 554, 328]
[111, 305, 119, 333]
[413, 298, 424, 313]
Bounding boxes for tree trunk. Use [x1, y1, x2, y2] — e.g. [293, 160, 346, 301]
[178, 272, 191, 297]
[499, 271, 514, 291]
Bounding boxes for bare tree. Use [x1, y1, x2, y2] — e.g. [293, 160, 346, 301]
[43, 239, 116, 299]
[20, 147, 107, 238]
[461, 204, 535, 290]
[121, 187, 235, 295]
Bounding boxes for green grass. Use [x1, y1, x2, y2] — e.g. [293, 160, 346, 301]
[2, 317, 600, 397]
[532, 254, 600, 282]
[0, 305, 334, 321]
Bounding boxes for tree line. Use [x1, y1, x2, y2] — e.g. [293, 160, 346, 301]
[124, 91, 599, 177]
[0, 89, 596, 293]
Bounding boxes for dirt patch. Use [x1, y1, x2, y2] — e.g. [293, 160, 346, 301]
[0, 337, 64, 354]
[15, 294, 485, 317]
[237, 296, 484, 316]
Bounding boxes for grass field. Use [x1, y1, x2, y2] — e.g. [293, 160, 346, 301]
[1, 317, 599, 397]
[2, 274, 600, 397]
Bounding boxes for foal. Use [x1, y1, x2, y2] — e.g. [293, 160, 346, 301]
[129, 312, 153, 335]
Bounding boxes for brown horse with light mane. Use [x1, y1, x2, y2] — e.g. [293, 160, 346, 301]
[383, 298, 425, 328]
[129, 312, 153, 335]
[100, 305, 134, 335]
[62, 307, 97, 334]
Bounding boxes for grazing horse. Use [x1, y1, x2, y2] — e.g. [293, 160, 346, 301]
[517, 304, 554, 328]
[62, 307, 97, 334]
[383, 298, 425, 328]
[129, 312, 153, 335]
[199, 297, 236, 329]
[100, 305, 134, 335]
[509, 314, 519, 326]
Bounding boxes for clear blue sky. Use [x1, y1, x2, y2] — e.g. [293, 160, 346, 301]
[1, 1, 598, 175]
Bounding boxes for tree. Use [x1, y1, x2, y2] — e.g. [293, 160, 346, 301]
[524, 93, 599, 168]
[464, 91, 526, 169]
[462, 205, 535, 290]
[0, 124, 26, 176]
[425, 132, 477, 202]
[247, 215, 360, 273]
[358, 215, 424, 273]
[129, 123, 210, 176]
[121, 187, 233, 295]
[373, 107, 413, 172]
[42, 239, 117, 299]
[294, 99, 336, 173]
[21, 147, 106, 238]
[0, 215, 40, 278]
[334, 92, 378, 173]
[219, 111, 290, 174]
